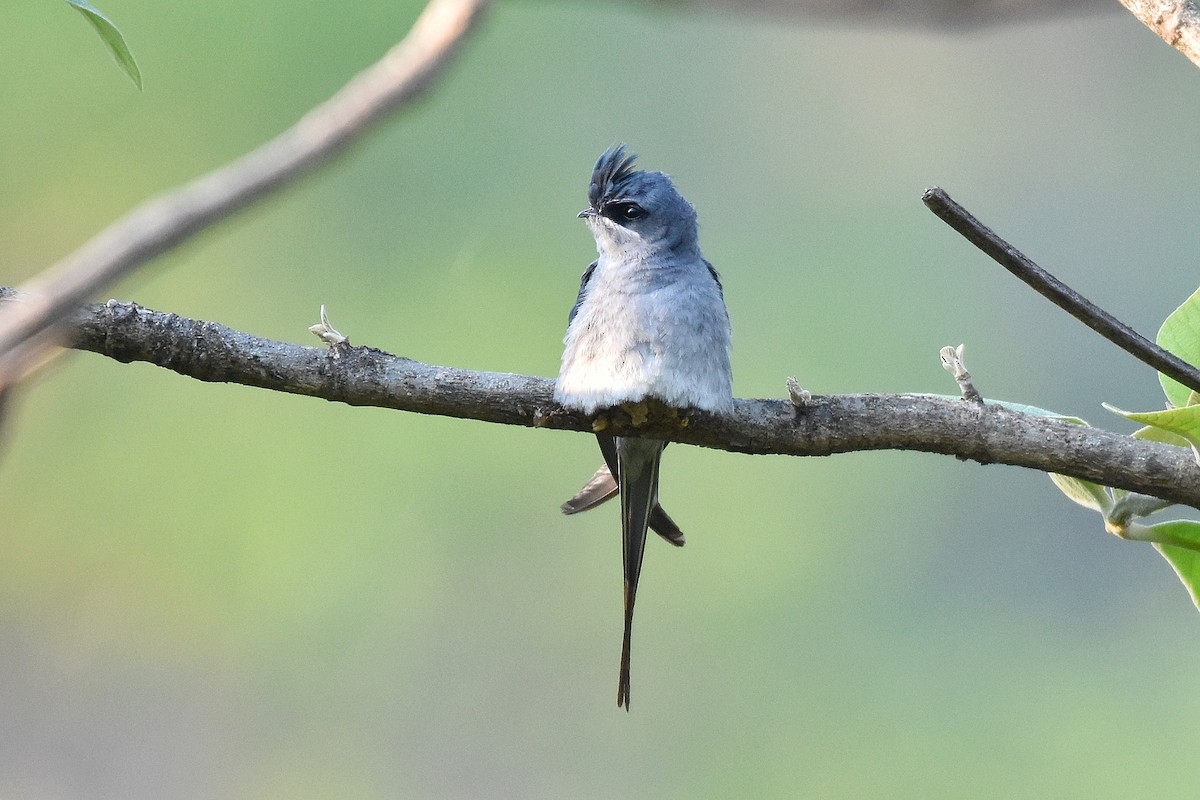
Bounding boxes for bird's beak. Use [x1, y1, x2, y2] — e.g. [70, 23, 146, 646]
[578, 207, 597, 219]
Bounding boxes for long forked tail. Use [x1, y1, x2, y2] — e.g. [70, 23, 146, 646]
[615, 436, 664, 710]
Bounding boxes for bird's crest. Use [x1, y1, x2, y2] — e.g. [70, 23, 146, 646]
[588, 145, 640, 210]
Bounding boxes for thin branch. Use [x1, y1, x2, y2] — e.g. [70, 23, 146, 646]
[1118, 0, 1200, 68]
[0, 0, 489, 384]
[26, 289, 1200, 511]
[922, 187, 1200, 395]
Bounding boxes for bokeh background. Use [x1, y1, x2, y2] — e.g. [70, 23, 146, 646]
[2, 1, 1200, 797]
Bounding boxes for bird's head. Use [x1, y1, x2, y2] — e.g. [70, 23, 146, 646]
[578, 145, 699, 258]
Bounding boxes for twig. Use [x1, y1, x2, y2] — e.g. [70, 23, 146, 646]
[309, 305, 350, 348]
[922, 187, 1200, 395]
[0, 0, 489, 385]
[24, 289, 1200, 510]
[785, 377, 812, 407]
[940, 344, 983, 403]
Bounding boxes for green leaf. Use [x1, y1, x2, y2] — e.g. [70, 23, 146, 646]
[1132, 423, 1192, 448]
[65, 0, 142, 90]
[1158, 544, 1200, 611]
[987, 400, 1087, 425]
[1104, 403, 1200, 452]
[1133, 519, 1200, 551]
[1157, 286, 1200, 408]
[1139, 520, 1200, 612]
[1047, 472, 1111, 513]
[1108, 492, 1174, 523]
[922, 394, 1087, 425]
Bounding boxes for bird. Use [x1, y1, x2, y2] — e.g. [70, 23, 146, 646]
[555, 145, 733, 709]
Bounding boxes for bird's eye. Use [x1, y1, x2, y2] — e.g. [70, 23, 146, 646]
[617, 203, 644, 221]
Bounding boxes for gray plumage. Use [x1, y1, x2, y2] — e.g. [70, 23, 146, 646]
[556, 146, 733, 709]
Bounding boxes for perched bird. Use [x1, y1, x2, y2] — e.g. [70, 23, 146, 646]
[555, 146, 733, 709]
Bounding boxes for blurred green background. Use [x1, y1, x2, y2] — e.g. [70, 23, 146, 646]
[3, 1, 1200, 797]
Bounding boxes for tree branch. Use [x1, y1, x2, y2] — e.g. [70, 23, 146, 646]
[0, 0, 489, 384]
[923, 187, 1200, 395]
[1118, 0, 1200, 68]
[27, 289, 1200, 512]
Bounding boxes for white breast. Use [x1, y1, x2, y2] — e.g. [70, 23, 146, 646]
[554, 259, 732, 415]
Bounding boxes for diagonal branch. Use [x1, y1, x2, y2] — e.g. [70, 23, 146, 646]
[923, 187, 1200, 394]
[29, 289, 1200, 511]
[0, 0, 489, 384]
[1118, 0, 1200, 68]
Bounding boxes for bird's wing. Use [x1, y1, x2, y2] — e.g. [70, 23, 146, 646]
[568, 259, 599, 324]
[703, 258, 724, 293]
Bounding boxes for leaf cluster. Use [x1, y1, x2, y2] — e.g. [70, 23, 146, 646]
[1049, 289, 1200, 608]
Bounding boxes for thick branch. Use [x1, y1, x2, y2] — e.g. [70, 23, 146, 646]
[31, 291, 1200, 511]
